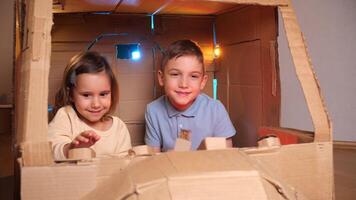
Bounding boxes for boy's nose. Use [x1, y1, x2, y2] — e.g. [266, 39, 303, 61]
[179, 77, 188, 88]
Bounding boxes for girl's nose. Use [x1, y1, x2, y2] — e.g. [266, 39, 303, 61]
[91, 97, 100, 108]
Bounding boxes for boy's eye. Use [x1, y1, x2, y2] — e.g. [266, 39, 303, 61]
[191, 74, 200, 79]
[169, 73, 179, 77]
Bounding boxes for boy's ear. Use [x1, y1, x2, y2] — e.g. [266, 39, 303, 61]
[200, 74, 208, 90]
[157, 70, 164, 86]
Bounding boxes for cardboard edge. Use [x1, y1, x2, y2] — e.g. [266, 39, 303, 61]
[279, 1, 332, 142]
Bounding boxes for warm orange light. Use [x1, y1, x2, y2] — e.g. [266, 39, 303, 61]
[214, 45, 221, 58]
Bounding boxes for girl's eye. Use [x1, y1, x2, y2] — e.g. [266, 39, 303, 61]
[100, 92, 110, 97]
[82, 93, 90, 97]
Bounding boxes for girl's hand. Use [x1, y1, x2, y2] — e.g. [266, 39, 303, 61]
[71, 130, 101, 148]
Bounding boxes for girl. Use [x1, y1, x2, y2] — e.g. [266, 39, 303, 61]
[49, 51, 131, 160]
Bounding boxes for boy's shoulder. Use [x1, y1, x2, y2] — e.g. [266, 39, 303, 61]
[196, 93, 222, 108]
[146, 95, 166, 111]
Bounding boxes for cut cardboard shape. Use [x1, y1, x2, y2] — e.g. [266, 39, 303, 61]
[129, 145, 155, 156]
[174, 138, 192, 152]
[68, 148, 96, 160]
[257, 135, 281, 147]
[198, 137, 227, 150]
[258, 126, 314, 144]
[21, 145, 328, 200]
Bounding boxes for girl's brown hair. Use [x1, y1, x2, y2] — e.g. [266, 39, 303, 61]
[53, 51, 119, 115]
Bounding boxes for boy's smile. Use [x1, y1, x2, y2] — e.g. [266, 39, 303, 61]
[158, 55, 207, 111]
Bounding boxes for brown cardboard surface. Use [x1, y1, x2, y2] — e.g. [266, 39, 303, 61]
[21, 162, 97, 200]
[279, 1, 332, 142]
[216, 6, 280, 147]
[209, 0, 288, 6]
[216, 6, 259, 45]
[243, 142, 333, 199]
[174, 138, 191, 152]
[21, 142, 332, 199]
[16, 0, 53, 166]
[198, 137, 227, 150]
[83, 145, 331, 199]
[126, 123, 145, 146]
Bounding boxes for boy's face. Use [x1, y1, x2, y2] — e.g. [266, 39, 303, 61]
[158, 55, 207, 111]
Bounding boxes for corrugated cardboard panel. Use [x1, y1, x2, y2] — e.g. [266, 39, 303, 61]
[217, 84, 228, 109]
[230, 85, 262, 147]
[53, 0, 288, 14]
[228, 41, 262, 85]
[279, 2, 331, 142]
[126, 123, 145, 146]
[0, 109, 11, 135]
[53, 15, 150, 43]
[215, 0, 288, 5]
[154, 16, 213, 47]
[117, 100, 151, 122]
[118, 74, 154, 101]
[216, 6, 258, 45]
[21, 164, 96, 200]
[216, 6, 280, 147]
[215, 59, 227, 85]
[16, 0, 53, 165]
[82, 149, 293, 199]
[202, 71, 214, 98]
[245, 142, 333, 199]
[115, 48, 155, 75]
[168, 171, 268, 199]
[21, 143, 331, 199]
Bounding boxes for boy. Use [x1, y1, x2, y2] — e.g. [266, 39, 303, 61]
[145, 40, 236, 152]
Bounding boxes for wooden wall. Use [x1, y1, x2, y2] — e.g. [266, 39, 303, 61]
[50, 14, 215, 146]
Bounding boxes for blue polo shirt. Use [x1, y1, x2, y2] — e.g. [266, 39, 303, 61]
[145, 93, 236, 151]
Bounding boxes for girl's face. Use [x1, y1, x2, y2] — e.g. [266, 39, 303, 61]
[72, 71, 112, 126]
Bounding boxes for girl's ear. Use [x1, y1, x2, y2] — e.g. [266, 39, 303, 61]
[157, 70, 164, 86]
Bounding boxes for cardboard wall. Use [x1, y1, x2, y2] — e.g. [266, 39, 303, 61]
[0, 1, 14, 199]
[0, 0, 14, 104]
[278, 0, 356, 141]
[51, 14, 214, 146]
[216, 6, 280, 147]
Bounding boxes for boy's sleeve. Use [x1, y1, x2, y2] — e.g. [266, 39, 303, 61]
[144, 107, 161, 148]
[213, 101, 236, 138]
[48, 108, 73, 160]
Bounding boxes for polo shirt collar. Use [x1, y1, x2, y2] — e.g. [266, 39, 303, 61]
[165, 94, 201, 118]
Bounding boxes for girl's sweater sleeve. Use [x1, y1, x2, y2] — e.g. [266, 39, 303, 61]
[48, 107, 73, 160]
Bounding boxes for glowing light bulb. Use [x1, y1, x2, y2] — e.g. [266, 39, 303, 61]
[131, 50, 141, 60]
[214, 45, 221, 58]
